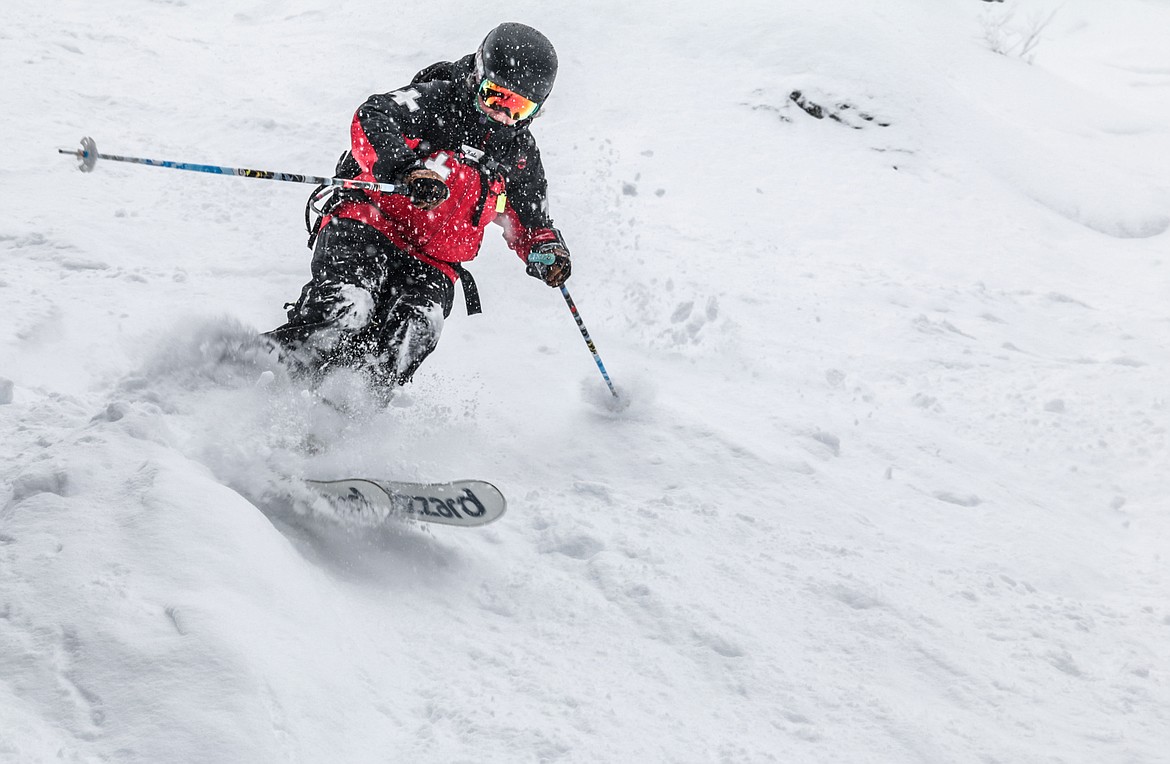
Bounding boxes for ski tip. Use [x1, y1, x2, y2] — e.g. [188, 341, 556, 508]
[308, 478, 507, 528]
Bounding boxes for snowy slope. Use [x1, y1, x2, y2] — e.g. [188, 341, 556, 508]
[2, 0, 1169, 761]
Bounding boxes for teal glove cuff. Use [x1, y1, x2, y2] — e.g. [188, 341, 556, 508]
[527, 251, 557, 266]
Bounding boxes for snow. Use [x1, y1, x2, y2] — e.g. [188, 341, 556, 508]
[2, 0, 1169, 761]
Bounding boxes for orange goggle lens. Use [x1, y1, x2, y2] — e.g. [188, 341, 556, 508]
[478, 79, 540, 121]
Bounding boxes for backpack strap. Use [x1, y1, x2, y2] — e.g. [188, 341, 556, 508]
[450, 263, 482, 315]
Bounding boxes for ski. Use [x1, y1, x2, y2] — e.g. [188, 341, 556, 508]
[308, 478, 506, 527]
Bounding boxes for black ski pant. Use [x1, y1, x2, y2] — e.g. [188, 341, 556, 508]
[267, 218, 454, 386]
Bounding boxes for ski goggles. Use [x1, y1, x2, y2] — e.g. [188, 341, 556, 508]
[478, 79, 541, 121]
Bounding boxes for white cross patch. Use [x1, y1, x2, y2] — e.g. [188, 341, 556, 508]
[389, 88, 422, 112]
[424, 152, 454, 180]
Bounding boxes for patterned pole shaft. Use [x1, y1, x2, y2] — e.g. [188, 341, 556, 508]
[58, 136, 400, 194]
[560, 285, 619, 398]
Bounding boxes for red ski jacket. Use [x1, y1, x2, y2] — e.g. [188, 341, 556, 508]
[323, 58, 563, 283]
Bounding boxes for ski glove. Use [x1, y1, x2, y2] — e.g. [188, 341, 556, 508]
[401, 168, 449, 211]
[526, 243, 572, 287]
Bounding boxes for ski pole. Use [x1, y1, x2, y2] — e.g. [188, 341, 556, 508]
[559, 285, 619, 399]
[56, 136, 401, 194]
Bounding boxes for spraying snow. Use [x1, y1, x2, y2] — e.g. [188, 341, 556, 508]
[2, 0, 1169, 761]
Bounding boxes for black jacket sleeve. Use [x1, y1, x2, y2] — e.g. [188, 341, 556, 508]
[497, 130, 566, 257]
[351, 82, 452, 182]
[504, 131, 555, 231]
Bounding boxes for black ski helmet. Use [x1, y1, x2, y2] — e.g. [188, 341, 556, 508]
[476, 23, 558, 103]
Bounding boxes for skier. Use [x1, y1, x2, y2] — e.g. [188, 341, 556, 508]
[267, 22, 571, 394]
